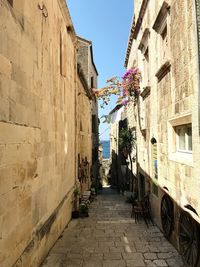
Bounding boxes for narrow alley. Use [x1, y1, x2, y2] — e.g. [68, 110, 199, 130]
[41, 188, 184, 267]
[1, 1, 200, 266]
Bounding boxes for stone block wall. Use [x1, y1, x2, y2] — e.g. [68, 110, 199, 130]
[0, 0, 76, 266]
[78, 40, 89, 85]
[125, 0, 200, 227]
[77, 74, 92, 194]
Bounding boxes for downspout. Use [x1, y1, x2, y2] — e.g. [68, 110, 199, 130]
[194, 0, 200, 135]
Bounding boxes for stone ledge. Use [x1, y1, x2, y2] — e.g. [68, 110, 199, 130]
[155, 60, 171, 82]
[153, 1, 170, 34]
[138, 28, 150, 52]
[140, 86, 151, 99]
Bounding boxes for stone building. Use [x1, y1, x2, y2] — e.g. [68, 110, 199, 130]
[0, 1, 98, 267]
[124, 0, 200, 265]
[76, 64, 92, 195]
[76, 37, 98, 195]
[109, 98, 136, 192]
[110, 114, 119, 188]
[77, 36, 99, 192]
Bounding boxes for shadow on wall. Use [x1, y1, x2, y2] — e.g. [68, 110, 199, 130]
[135, 163, 200, 267]
[110, 149, 136, 194]
[110, 146, 200, 267]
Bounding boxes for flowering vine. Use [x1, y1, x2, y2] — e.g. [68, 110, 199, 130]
[122, 67, 141, 98]
[93, 67, 142, 109]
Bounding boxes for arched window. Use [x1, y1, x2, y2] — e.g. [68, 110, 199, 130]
[151, 138, 158, 196]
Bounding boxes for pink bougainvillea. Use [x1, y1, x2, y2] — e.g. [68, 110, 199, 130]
[93, 67, 141, 109]
[121, 67, 142, 97]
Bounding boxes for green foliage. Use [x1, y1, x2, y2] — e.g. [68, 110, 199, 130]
[119, 128, 135, 153]
[74, 187, 80, 196]
[79, 203, 89, 213]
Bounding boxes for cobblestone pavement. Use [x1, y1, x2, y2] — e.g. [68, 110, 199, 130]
[41, 188, 185, 267]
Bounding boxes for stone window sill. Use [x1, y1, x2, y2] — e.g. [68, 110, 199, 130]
[169, 152, 193, 166]
[141, 86, 151, 99]
[153, 1, 170, 33]
[155, 60, 171, 82]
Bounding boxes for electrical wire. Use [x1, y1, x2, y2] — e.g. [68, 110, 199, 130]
[99, 126, 110, 137]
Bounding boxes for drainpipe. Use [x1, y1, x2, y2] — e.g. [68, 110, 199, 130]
[194, 0, 200, 135]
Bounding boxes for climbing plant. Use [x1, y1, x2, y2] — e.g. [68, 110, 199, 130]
[93, 67, 142, 109]
[119, 127, 137, 192]
[119, 128, 136, 154]
[119, 128, 136, 169]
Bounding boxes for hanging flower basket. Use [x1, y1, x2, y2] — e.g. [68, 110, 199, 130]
[122, 67, 141, 99]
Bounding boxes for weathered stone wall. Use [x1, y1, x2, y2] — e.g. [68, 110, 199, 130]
[110, 122, 119, 156]
[0, 0, 76, 266]
[77, 73, 92, 194]
[77, 36, 99, 190]
[110, 123, 119, 187]
[78, 40, 89, 85]
[125, 0, 200, 229]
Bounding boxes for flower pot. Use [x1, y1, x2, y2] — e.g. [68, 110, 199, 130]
[72, 210, 79, 219]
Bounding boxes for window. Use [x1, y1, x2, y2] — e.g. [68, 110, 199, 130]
[153, 2, 170, 67]
[92, 115, 97, 133]
[175, 124, 192, 153]
[91, 77, 94, 88]
[138, 28, 150, 87]
[151, 138, 158, 197]
[60, 32, 67, 77]
[144, 47, 149, 86]
[168, 114, 193, 165]
[161, 25, 167, 40]
[80, 121, 83, 131]
[160, 24, 168, 62]
[151, 139, 158, 180]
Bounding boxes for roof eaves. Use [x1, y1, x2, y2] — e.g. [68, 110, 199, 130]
[58, 0, 76, 39]
[124, 0, 149, 67]
[77, 36, 98, 75]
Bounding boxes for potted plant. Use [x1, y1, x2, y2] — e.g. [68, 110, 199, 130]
[79, 202, 89, 218]
[72, 187, 80, 219]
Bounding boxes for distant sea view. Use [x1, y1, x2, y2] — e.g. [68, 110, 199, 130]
[101, 140, 110, 159]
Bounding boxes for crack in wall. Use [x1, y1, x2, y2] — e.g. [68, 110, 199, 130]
[0, 119, 41, 130]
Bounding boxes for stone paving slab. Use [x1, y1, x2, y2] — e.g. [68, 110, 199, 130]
[41, 188, 185, 267]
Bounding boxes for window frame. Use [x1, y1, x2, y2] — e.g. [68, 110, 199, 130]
[91, 77, 94, 88]
[168, 114, 193, 166]
[175, 124, 192, 154]
[153, 2, 170, 68]
[138, 28, 150, 88]
[143, 46, 150, 86]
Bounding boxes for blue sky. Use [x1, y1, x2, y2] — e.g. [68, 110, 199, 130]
[67, 0, 133, 140]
